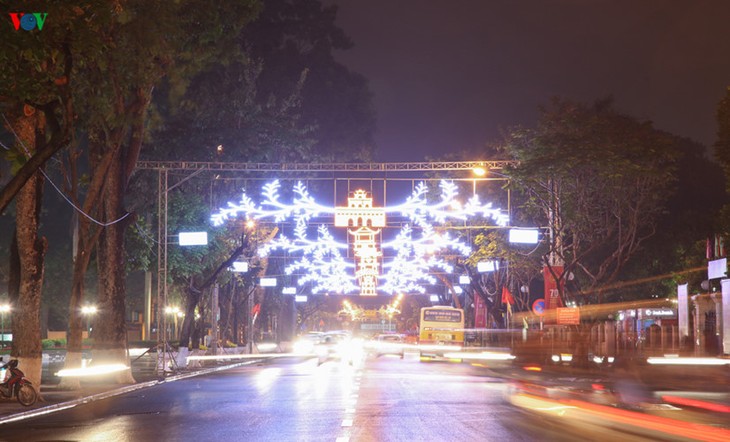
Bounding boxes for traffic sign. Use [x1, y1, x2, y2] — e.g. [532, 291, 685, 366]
[532, 299, 545, 316]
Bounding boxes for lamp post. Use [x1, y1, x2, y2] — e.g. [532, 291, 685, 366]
[0, 304, 10, 348]
[165, 306, 181, 339]
[81, 305, 97, 338]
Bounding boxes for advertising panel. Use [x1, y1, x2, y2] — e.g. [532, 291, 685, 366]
[544, 265, 564, 310]
[474, 294, 487, 328]
[557, 307, 580, 325]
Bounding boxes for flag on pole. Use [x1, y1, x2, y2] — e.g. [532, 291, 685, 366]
[502, 286, 514, 316]
[501, 286, 514, 305]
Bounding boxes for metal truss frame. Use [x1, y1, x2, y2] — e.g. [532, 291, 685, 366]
[140, 160, 516, 374]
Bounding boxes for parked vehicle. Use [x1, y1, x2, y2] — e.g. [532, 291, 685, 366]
[0, 357, 38, 406]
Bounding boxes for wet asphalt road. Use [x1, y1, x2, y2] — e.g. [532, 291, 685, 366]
[0, 353, 529, 442]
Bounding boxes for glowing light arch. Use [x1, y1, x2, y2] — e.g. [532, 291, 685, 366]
[212, 180, 509, 296]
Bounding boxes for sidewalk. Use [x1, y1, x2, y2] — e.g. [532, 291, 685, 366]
[0, 360, 258, 425]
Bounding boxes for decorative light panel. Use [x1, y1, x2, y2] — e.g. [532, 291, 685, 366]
[212, 180, 508, 296]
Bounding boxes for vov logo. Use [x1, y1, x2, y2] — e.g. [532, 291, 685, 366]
[9, 12, 48, 31]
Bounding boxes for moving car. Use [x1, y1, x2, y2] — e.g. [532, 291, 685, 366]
[292, 331, 326, 355]
[319, 331, 363, 365]
[371, 333, 406, 359]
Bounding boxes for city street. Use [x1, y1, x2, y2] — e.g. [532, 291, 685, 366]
[0, 353, 528, 441]
[1, 349, 730, 441]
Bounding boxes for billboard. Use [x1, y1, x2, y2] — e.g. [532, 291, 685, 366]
[544, 265, 564, 310]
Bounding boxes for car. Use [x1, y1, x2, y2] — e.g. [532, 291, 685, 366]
[320, 331, 351, 356]
[317, 331, 364, 365]
[292, 332, 327, 355]
[371, 333, 406, 359]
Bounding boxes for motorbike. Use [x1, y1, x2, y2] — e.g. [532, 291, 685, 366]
[0, 357, 38, 406]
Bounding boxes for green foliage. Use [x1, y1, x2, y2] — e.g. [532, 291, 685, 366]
[146, 0, 374, 165]
[244, 0, 376, 162]
[715, 87, 730, 193]
[41, 338, 65, 349]
[498, 98, 683, 301]
[619, 136, 726, 300]
[125, 215, 155, 273]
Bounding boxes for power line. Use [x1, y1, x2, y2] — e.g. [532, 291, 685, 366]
[2, 113, 130, 227]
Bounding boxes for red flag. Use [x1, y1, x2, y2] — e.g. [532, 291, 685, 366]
[501, 287, 514, 305]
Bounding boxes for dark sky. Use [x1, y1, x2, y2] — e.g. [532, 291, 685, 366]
[327, 0, 730, 162]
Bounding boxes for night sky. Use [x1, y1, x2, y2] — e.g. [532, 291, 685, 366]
[328, 0, 730, 162]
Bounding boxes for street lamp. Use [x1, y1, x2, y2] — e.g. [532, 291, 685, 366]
[165, 306, 181, 339]
[0, 304, 10, 348]
[81, 305, 97, 338]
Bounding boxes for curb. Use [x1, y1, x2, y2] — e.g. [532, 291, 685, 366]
[0, 359, 261, 425]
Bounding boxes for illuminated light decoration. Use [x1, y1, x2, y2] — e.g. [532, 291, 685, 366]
[211, 180, 509, 296]
[282, 287, 297, 295]
[335, 189, 385, 296]
[477, 260, 499, 272]
[509, 228, 539, 244]
[270, 224, 358, 295]
[379, 224, 457, 294]
[179, 231, 208, 246]
[230, 261, 248, 272]
[260, 277, 277, 287]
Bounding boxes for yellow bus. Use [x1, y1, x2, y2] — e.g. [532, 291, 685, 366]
[418, 306, 464, 358]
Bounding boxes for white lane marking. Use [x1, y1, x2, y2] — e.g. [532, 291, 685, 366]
[341, 419, 353, 427]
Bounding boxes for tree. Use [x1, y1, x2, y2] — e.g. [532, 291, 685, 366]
[620, 136, 725, 300]
[44, 0, 260, 385]
[137, 0, 377, 349]
[0, 2, 83, 214]
[498, 98, 681, 305]
[243, 0, 376, 162]
[715, 87, 730, 194]
[5, 107, 46, 389]
[714, 87, 730, 256]
[0, 2, 110, 389]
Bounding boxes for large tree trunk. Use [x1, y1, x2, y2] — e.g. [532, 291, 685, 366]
[57, 226, 93, 390]
[93, 157, 135, 383]
[88, 87, 150, 383]
[7, 109, 46, 392]
[59, 132, 119, 389]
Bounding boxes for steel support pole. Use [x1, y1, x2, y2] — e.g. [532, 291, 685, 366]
[211, 284, 219, 356]
[157, 169, 169, 375]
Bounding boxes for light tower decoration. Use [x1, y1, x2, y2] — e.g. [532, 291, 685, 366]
[334, 189, 385, 296]
[211, 180, 509, 296]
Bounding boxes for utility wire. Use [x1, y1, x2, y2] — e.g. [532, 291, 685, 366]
[2, 113, 130, 227]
